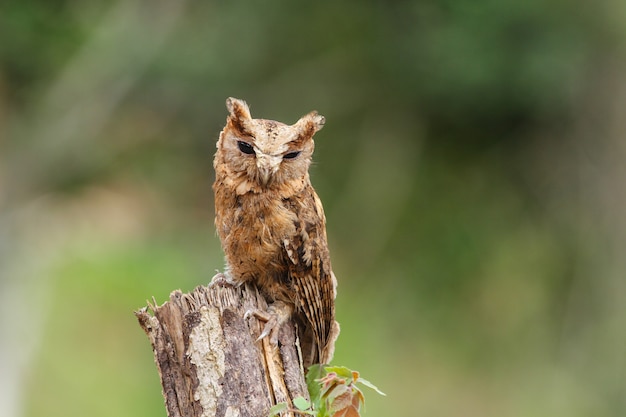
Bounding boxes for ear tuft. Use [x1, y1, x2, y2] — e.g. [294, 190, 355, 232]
[226, 97, 252, 121]
[304, 111, 325, 132]
[295, 111, 325, 141]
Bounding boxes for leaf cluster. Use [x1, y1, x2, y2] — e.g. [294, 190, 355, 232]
[268, 365, 385, 417]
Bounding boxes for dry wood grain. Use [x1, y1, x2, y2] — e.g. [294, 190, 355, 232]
[136, 279, 309, 417]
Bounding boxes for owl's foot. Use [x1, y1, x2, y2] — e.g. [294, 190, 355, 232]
[210, 271, 237, 288]
[245, 301, 293, 345]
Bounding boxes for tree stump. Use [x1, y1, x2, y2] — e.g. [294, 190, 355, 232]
[135, 279, 309, 417]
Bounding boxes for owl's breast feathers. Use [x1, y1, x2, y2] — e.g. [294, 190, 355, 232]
[214, 169, 326, 283]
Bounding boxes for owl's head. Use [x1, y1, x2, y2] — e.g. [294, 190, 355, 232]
[215, 97, 325, 194]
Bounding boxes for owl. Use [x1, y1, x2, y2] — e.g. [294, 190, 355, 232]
[212, 97, 339, 367]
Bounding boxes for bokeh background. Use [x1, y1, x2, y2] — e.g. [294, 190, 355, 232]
[1, 1, 625, 416]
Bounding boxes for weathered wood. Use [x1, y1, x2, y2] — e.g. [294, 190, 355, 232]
[135, 280, 309, 417]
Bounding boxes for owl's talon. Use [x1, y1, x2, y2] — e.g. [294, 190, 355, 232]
[244, 308, 266, 321]
[257, 324, 274, 343]
[245, 302, 292, 345]
[244, 308, 278, 344]
[210, 272, 237, 288]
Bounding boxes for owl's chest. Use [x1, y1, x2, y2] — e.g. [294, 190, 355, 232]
[218, 192, 298, 271]
[236, 197, 295, 240]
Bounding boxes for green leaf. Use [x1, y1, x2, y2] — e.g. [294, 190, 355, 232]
[307, 363, 325, 401]
[268, 402, 288, 417]
[324, 366, 354, 381]
[293, 396, 311, 411]
[306, 363, 326, 412]
[357, 377, 386, 396]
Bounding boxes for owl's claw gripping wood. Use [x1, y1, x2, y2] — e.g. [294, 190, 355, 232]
[245, 301, 293, 345]
[209, 272, 236, 288]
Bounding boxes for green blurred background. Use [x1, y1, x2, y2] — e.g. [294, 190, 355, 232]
[1, 1, 625, 416]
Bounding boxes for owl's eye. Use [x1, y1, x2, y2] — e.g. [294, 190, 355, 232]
[237, 141, 255, 155]
[283, 151, 301, 160]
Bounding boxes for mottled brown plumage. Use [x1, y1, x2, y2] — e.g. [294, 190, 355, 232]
[212, 97, 339, 367]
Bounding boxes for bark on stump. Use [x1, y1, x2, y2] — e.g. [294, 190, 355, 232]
[135, 281, 309, 417]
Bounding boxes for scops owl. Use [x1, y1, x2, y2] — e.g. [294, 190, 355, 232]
[213, 97, 339, 367]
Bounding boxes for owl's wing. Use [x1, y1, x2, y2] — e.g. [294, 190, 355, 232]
[283, 186, 338, 365]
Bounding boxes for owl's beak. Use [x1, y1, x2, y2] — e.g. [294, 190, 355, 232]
[259, 168, 272, 185]
[257, 156, 279, 185]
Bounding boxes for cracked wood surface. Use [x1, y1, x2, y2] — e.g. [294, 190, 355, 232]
[135, 281, 309, 417]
